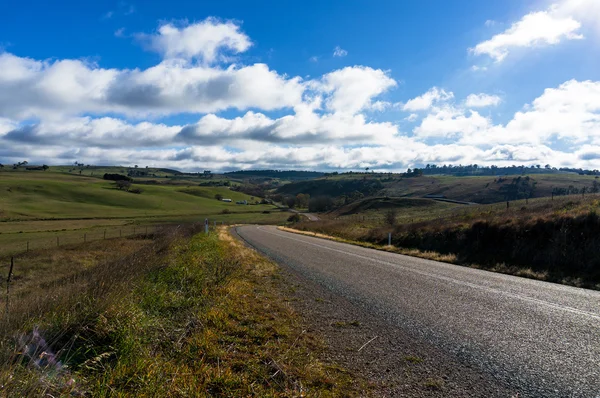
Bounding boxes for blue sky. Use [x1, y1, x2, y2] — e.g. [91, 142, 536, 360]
[0, 0, 599, 171]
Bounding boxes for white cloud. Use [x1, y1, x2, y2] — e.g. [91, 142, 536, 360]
[405, 113, 419, 122]
[316, 66, 397, 114]
[465, 93, 502, 108]
[501, 79, 600, 144]
[333, 46, 348, 57]
[414, 106, 492, 138]
[0, 53, 304, 119]
[471, 3, 588, 62]
[3, 117, 180, 148]
[402, 87, 454, 111]
[309, 56, 319, 62]
[412, 79, 600, 147]
[178, 110, 398, 145]
[138, 18, 252, 63]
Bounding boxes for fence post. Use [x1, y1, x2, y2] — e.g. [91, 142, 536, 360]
[6, 257, 14, 313]
[205, 218, 209, 234]
[104, 230, 106, 240]
[388, 232, 392, 246]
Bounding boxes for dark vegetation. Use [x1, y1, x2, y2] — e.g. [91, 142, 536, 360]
[102, 173, 132, 182]
[225, 170, 325, 180]
[295, 196, 600, 289]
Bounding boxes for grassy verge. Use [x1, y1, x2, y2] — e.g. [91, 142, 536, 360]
[0, 225, 364, 396]
[290, 195, 600, 290]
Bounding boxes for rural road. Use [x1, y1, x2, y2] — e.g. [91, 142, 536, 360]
[235, 225, 600, 397]
[288, 209, 320, 221]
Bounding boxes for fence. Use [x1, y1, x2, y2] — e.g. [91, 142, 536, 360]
[0, 219, 233, 259]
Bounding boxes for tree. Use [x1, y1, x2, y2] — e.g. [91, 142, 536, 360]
[215, 193, 223, 201]
[42, 165, 49, 171]
[296, 193, 310, 208]
[285, 196, 296, 209]
[384, 208, 397, 226]
[308, 196, 334, 212]
[115, 180, 132, 191]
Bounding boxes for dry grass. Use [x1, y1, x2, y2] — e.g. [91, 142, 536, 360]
[0, 224, 366, 396]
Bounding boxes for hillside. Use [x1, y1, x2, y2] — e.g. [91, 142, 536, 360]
[0, 171, 274, 221]
[329, 196, 459, 217]
[276, 173, 599, 205]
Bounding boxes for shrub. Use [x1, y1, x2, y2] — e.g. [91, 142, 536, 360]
[103, 173, 132, 182]
[287, 213, 301, 223]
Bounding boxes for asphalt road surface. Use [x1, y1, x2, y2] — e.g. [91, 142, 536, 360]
[235, 225, 600, 397]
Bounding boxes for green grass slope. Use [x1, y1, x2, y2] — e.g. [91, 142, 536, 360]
[0, 172, 272, 221]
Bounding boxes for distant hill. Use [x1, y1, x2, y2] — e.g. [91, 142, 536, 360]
[225, 170, 325, 180]
[276, 173, 600, 205]
[276, 178, 384, 198]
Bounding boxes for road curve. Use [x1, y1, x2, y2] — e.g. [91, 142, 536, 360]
[235, 225, 600, 397]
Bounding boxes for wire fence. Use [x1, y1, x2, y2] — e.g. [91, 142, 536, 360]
[0, 219, 235, 259]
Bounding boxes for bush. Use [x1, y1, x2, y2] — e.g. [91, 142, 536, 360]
[287, 214, 301, 223]
[308, 196, 334, 212]
[384, 208, 397, 226]
[103, 173, 132, 182]
[130, 188, 143, 194]
[215, 193, 224, 201]
[115, 180, 132, 191]
[221, 209, 232, 215]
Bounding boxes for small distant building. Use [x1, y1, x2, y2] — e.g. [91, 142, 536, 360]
[236, 200, 248, 205]
[222, 198, 232, 202]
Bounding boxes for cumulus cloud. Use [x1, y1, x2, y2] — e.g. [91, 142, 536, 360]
[414, 106, 492, 138]
[471, 10, 582, 62]
[333, 46, 348, 57]
[402, 87, 454, 111]
[471, 0, 600, 62]
[316, 66, 397, 114]
[3, 117, 180, 148]
[412, 79, 600, 147]
[500, 79, 600, 144]
[138, 18, 252, 63]
[178, 110, 398, 145]
[0, 53, 304, 119]
[465, 93, 502, 108]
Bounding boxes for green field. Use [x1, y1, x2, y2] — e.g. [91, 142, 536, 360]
[0, 171, 289, 257]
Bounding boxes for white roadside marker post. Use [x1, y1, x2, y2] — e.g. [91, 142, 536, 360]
[205, 218, 209, 235]
[388, 232, 392, 246]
